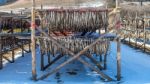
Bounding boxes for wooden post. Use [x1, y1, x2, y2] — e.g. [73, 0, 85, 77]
[40, 51, 44, 71]
[0, 17, 3, 69]
[136, 30, 138, 47]
[116, 0, 119, 8]
[143, 19, 146, 52]
[0, 36, 2, 69]
[11, 10, 13, 14]
[105, 12, 108, 33]
[144, 31, 146, 52]
[39, 5, 47, 70]
[104, 52, 107, 70]
[20, 12, 24, 57]
[31, 0, 37, 81]
[99, 29, 101, 35]
[47, 47, 51, 64]
[21, 40, 24, 57]
[10, 11, 15, 62]
[29, 40, 31, 52]
[140, 1, 143, 6]
[104, 0, 108, 33]
[135, 12, 138, 48]
[21, 15, 23, 33]
[41, 4, 43, 10]
[104, 41, 109, 70]
[129, 34, 130, 45]
[12, 37, 15, 63]
[117, 38, 121, 81]
[99, 54, 102, 62]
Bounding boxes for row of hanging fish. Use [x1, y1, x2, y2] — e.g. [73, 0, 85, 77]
[39, 9, 108, 32]
[0, 19, 30, 30]
[0, 36, 16, 52]
[39, 37, 110, 57]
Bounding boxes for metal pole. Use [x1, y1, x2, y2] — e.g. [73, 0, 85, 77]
[31, 0, 37, 81]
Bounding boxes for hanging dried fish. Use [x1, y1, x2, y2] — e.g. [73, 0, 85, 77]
[40, 9, 108, 33]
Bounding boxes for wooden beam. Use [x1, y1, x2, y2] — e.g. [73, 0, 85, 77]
[85, 53, 103, 70]
[43, 54, 63, 70]
[3, 56, 14, 63]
